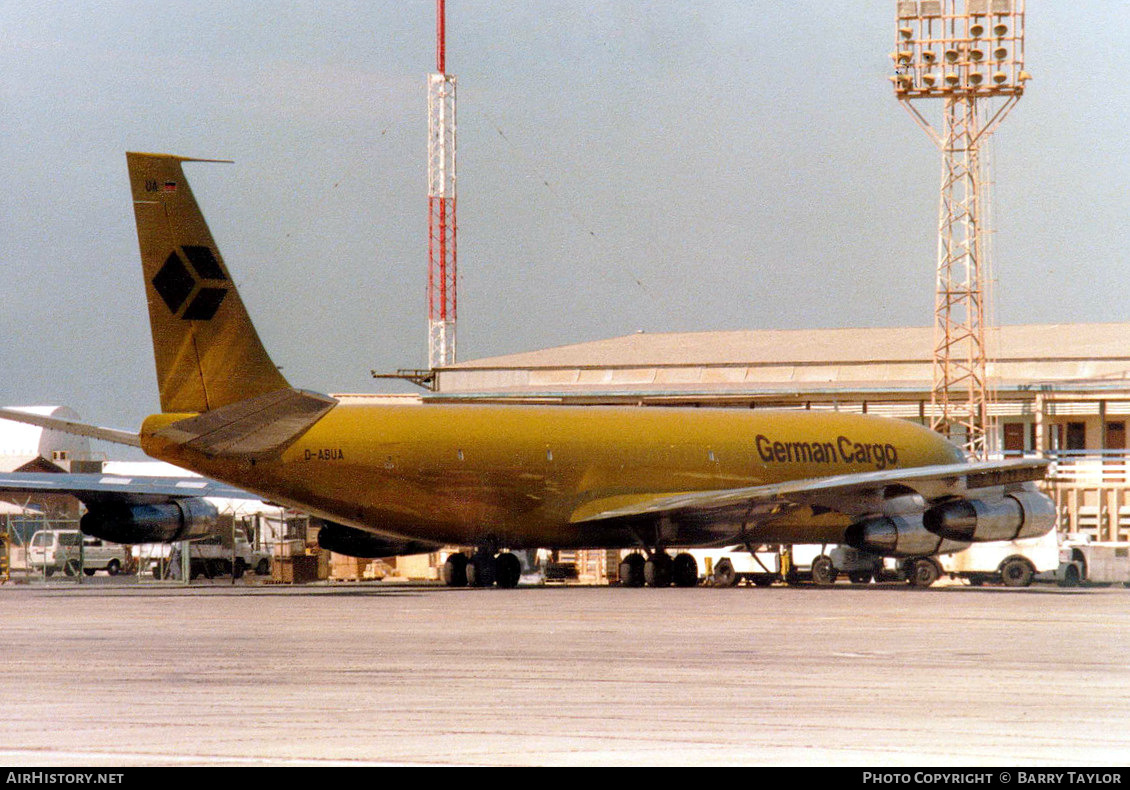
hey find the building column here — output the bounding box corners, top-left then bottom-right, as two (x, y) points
(1034, 393), (1046, 454)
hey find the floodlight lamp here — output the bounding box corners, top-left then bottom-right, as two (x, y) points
(945, 72), (960, 85)
(992, 71), (1008, 84)
(897, 50), (914, 64)
(923, 73), (938, 86)
(970, 48), (984, 61)
(900, 26), (914, 39)
(970, 24), (985, 38)
(994, 23), (1008, 37)
(945, 49), (960, 62)
(993, 47), (1008, 61)
(1018, 70), (1032, 82)
(923, 50), (937, 62)
(968, 72), (984, 85)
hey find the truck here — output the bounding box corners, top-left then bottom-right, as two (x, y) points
(1053, 537), (1130, 587)
(27, 529), (129, 577)
(938, 530), (1060, 587)
(693, 544), (882, 587)
(693, 538), (1062, 589)
(144, 528), (271, 580)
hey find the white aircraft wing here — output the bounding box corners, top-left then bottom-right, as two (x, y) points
(0, 471), (256, 505)
(0, 407), (141, 447)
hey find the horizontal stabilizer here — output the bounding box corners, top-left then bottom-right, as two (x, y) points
(0, 408), (141, 448)
(151, 388), (337, 459)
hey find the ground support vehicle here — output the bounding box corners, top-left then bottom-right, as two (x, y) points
(688, 544), (883, 587)
(143, 528), (271, 580)
(27, 529), (129, 577)
(689, 544), (971, 588)
(1053, 538), (1130, 587)
(938, 530), (1059, 587)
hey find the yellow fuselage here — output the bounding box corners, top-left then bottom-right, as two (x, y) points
(141, 403), (964, 549)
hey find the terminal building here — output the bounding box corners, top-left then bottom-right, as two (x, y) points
(433, 322), (1130, 544)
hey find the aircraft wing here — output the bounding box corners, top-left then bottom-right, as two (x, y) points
(0, 471), (256, 505)
(572, 457), (1050, 524)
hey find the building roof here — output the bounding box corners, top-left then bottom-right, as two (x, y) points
(448, 323), (1130, 369)
(433, 323), (1130, 402)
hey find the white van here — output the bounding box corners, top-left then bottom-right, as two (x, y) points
(27, 529), (128, 577)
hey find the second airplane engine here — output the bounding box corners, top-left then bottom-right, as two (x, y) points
(922, 489), (1056, 543)
(844, 513), (969, 558)
(80, 498), (219, 544)
(316, 522), (442, 558)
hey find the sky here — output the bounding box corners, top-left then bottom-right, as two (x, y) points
(1, 1), (1129, 441)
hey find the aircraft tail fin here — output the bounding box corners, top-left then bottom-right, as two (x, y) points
(127, 152), (289, 414)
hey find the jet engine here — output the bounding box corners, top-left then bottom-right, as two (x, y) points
(844, 512), (970, 558)
(316, 522), (442, 558)
(922, 489), (1056, 543)
(80, 498), (218, 544)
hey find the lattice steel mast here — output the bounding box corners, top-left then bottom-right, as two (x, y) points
(428, 0), (457, 369)
(892, 0), (1028, 459)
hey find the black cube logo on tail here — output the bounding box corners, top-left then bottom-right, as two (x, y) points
(153, 245), (229, 321)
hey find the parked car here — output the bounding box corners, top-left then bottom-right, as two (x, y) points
(27, 529), (128, 577)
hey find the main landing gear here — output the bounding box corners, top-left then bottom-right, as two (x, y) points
(617, 551), (699, 588)
(443, 550), (522, 589)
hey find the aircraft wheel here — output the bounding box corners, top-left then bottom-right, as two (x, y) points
(811, 555), (838, 586)
(712, 559), (738, 587)
(442, 553), (469, 587)
(672, 553), (699, 587)
(1000, 558), (1034, 588)
(1059, 564), (1081, 588)
(907, 558), (940, 588)
(495, 553), (521, 589)
(643, 552), (673, 588)
(618, 553), (645, 587)
(466, 552), (496, 588)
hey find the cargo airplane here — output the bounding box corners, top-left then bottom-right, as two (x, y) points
(0, 153), (1057, 588)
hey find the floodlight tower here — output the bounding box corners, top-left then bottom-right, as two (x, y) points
(428, 0), (457, 369)
(892, 0), (1028, 459)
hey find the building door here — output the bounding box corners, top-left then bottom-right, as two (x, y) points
(1003, 423), (1026, 454)
(1106, 421), (1126, 450)
(1066, 422), (1087, 451)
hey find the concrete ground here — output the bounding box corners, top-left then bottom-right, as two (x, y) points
(1, 579), (1128, 766)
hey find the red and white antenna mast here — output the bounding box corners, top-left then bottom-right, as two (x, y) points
(427, 0), (457, 369)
